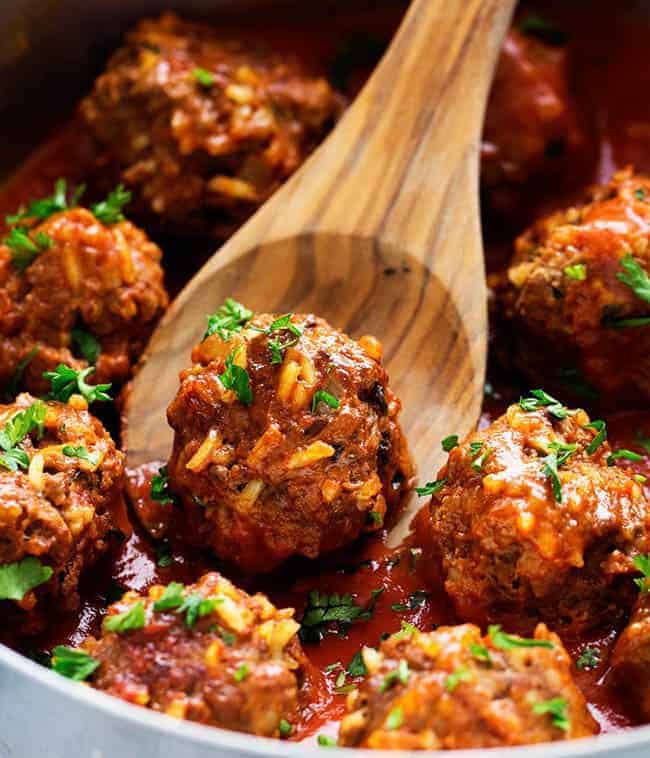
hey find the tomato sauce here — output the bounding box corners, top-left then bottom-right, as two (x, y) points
(1, 0), (650, 744)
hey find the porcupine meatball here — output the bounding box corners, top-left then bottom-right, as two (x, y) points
(80, 12), (344, 237)
(0, 195), (168, 397)
(482, 26), (584, 214)
(81, 571), (304, 736)
(611, 588), (650, 722)
(166, 307), (413, 573)
(499, 169), (650, 403)
(428, 399), (650, 633)
(338, 622), (597, 749)
(0, 393), (125, 621)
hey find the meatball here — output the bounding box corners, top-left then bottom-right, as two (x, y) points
(482, 27), (584, 213)
(166, 308), (413, 573)
(0, 201), (168, 396)
(428, 399), (650, 632)
(81, 571), (304, 736)
(80, 12), (344, 237)
(0, 393), (125, 618)
(338, 622), (597, 749)
(611, 590), (650, 721)
(499, 169), (650, 403)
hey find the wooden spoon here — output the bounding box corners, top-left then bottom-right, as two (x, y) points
(124, 0), (516, 530)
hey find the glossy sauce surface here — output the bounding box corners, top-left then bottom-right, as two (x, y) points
(1, 0), (650, 745)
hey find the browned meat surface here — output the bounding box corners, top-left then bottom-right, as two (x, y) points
(339, 622), (597, 749)
(0, 204), (168, 397)
(497, 169), (650, 404)
(611, 590), (650, 721)
(0, 393), (125, 621)
(80, 12), (344, 237)
(428, 400), (650, 633)
(82, 571), (304, 736)
(482, 27), (584, 214)
(165, 307), (413, 573)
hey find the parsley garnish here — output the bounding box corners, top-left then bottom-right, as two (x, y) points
(0, 556), (52, 600)
(636, 188), (647, 201)
(103, 601), (146, 633)
(415, 478), (446, 497)
(155, 541), (173, 567)
(576, 646), (600, 671)
(392, 620), (418, 641)
(234, 663), (250, 682)
(386, 707), (404, 731)
(279, 719), (292, 738)
(151, 465), (176, 505)
(178, 594), (224, 628)
(564, 263), (587, 281)
(0, 447), (29, 472)
(153, 582), (185, 611)
(519, 389), (570, 419)
(312, 390), (339, 412)
(541, 442), (577, 503)
(469, 643), (492, 665)
(442, 434), (459, 452)
(6, 179), (84, 225)
(391, 590), (429, 613)
(256, 313), (303, 364)
(71, 328), (101, 365)
(347, 651), (367, 678)
(616, 253), (650, 303)
(380, 659), (410, 693)
(488, 625), (554, 651)
(62, 444), (100, 466)
(204, 299), (253, 341)
(610, 316), (650, 329)
(219, 349), (253, 405)
(317, 735), (337, 747)
(585, 420), (607, 455)
(445, 666), (471, 692)
(0, 400), (46, 471)
(51, 646), (99, 681)
(4, 227), (52, 271)
(633, 554), (650, 593)
(532, 698), (570, 732)
(90, 184), (131, 225)
(299, 589), (383, 643)
(469, 441), (491, 471)
(44, 364), (112, 404)
(607, 449), (644, 466)
(193, 67), (214, 87)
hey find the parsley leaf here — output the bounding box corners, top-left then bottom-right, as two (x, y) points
(541, 442), (577, 503)
(178, 594), (224, 628)
(62, 444), (100, 466)
(51, 646), (99, 681)
(575, 646), (600, 671)
(219, 349), (253, 405)
(488, 625), (554, 650)
(470, 643), (492, 664)
(0, 400), (46, 452)
(0, 556), (53, 600)
(445, 666), (472, 692)
(0, 447), (29, 472)
(616, 253), (650, 303)
(442, 434), (459, 452)
(347, 651), (367, 678)
(5, 179), (83, 225)
(300, 589), (382, 643)
(71, 328), (101, 365)
(312, 390), (339, 412)
(279, 719), (292, 738)
(204, 299), (253, 341)
(103, 601), (146, 633)
(415, 478), (446, 497)
(564, 263), (587, 281)
(633, 553), (650, 593)
(317, 735), (337, 747)
(193, 67), (214, 87)
(532, 698), (570, 732)
(90, 184), (132, 225)
(519, 389), (570, 419)
(4, 227), (52, 271)
(153, 582), (185, 611)
(233, 663), (249, 682)
(386, 707), (404, 731)
(585, 420), (607, 455)
(151, 465), (176, 505)
(379, 659), (410, 693)
(607, 449), (644, 466)
(255, 313), (303, 364)
(44, 364), (112, 405)
(469, 441), (491, 471)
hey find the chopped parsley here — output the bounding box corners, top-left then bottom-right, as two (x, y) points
(62, 445), (100, 466)
(233, 663), (250, 682)
(0, 400), (46, 471)
(609, 316), (650, 329)
(178, 594), (224, 628)
(51, 646), (99, 681)
(4, 227), (52, 271)
(90, 184), (132, 225)
(379, 659), (410, 693)
(541, 442), (577, 503)
(386, 707), (404, 731)
(576, 646), (600, 671)
(392, 620), (418, 641)
(219, 349), (253, 405)
(469, 441), (491, 471)
(44, 364), (112, 404)
(633, 553), (650, 593)
(299, 589), (383, 643)
(256, 313), (303, 364)
(151, 465), (176, 505)
(519, 389), (570, 419)
(71, 328), (101, 365)
(0, 556), (52, 601)
(488, 625), (554, 651)
(445, 666), (471, 692)
(616, 253), (650, 303)
(333, 669), (356, 694)
(193, 67), (214, 87)
(6, 179), (84, 225)
(155, 541), (173, 568)
(441, 434), (459, 452)
(391, 589), (429, 613)
(346, 651), (367, 678)
(469, 643), (492, 665)
(279, 719), (292, 738)
(532, 698), (570, 732)
(152, 582), (185, 611)
(0, 447), (29, 473)
(584, 420), (607, 455)
(103, 601), (146, 633)
(367, 510), (383, 527)
(204, 299), (253, 341)
(312, 390), (339, 413)
(636, 188), (647, 201)
(564, 263), (587, 281)
(607, 449), (644, 466)
(317, 735), (337, 747)
(415, 478), (446, 497)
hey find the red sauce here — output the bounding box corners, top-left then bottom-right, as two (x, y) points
(1, 0), (650, 745)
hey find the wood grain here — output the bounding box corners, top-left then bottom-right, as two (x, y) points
(124, 0), (516, 529)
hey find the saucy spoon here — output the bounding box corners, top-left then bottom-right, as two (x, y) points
(124, 0), (516, 528)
